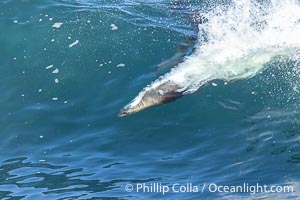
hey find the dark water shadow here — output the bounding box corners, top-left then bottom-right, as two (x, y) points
(0, 157), (159, 199)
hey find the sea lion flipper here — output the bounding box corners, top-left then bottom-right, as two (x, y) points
(154, 35), (198, 72)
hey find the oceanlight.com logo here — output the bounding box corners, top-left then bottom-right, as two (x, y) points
(124, 182), (294, 195)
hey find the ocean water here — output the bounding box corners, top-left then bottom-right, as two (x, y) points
(1, 0), (300, 199)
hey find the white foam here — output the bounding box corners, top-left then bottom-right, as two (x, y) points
(116, 63), (125, 67)
(45, 64), (53, 69)
(111, 24), (118, 30)
(52, 68), (59, 74)
(52, 22), (63, 28)
(69, 40), (79, 48)
(134, 0), (300, 101)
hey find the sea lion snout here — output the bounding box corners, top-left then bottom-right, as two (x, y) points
(118, 109), (130, 117)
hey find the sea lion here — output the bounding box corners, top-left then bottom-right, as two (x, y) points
(118, 14), (207, 117)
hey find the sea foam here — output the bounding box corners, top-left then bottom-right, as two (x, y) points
(135, 0), (300, 102)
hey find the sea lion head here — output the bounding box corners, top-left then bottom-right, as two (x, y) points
(118, 81), (184, 117)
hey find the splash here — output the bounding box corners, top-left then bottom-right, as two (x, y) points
(121, 0), (300, 113)
(164, 0), (300, 92)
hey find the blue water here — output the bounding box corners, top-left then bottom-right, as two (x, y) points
(1, 0), (300, 199)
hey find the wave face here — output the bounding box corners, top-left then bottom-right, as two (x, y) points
(136, 0), (300, 97)
(2, 0), (300, 199)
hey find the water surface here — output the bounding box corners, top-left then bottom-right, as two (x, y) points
(1, 0), (300, 199)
